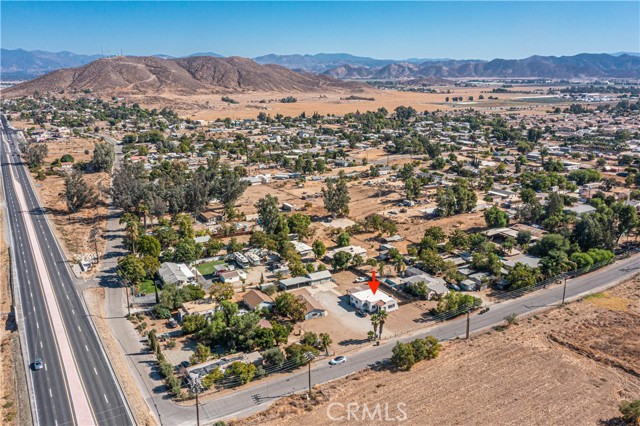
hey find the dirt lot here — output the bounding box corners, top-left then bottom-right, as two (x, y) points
(236, 278), (640, 426)
(31, 137), (110, 264)
(139, 86), (569, 121)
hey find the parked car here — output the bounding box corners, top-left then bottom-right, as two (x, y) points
(32, 358), (44, 371)
(355, 310), (368, 318)
(167, 318), (178, 328)
(354, 277), (367, 283)
(329, 356), (347, 365)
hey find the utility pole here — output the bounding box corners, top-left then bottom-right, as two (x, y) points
(561, 276), (567, 305)
(466, 311), (470, 340)
(308, 357), (312, 397)
(195, 387), (200, 426)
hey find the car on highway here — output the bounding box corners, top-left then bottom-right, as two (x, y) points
(329, 356), (347, 365)
(32, 358), (44, 371)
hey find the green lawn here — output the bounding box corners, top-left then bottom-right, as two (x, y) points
(196, 260), (226, 276)
(138, 280), (157, 295)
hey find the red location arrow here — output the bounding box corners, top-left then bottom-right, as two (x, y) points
(368, 270), (381, 295)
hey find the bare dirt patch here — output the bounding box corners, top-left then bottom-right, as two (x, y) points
(31, 138), (110, 264)
(235, 279), (640, 426)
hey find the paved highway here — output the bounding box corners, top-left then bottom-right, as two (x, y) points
(1, 118), (134, 426)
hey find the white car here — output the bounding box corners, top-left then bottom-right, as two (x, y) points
(329, 356), (347, 365)
(354, 277), (367, 283)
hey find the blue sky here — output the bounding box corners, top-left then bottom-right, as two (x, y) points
(2, 1), (639, 59)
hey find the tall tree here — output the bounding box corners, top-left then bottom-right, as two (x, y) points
(322, 178), (351, 217)
(63, 171), (96, 213)
(92, 141), (115, 172)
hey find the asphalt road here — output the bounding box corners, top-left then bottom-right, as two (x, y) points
(1, 118), (134, 426)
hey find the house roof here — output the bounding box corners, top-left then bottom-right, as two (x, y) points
(307, 270), (332, 281)
(242, 290), (273, 309)
(349, 288), (395, 305)
(297, 292), (325, 314)
(158, 262), (194, 285)
(279, 276), (311, 288)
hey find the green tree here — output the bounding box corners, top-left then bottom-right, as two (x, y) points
(63, 171), (96, 213)
(332, 251), (352, 270)
(262, 347), (286, 367)
(312, 240), (326, 258)
(160, 283), (183, 310)
(391, 342), (416, 371)
(92, 141), (115, 172)
(322, 178), (351, 217)
(183, 315), (207, 335)
(619, 400), (640, 424)
(273, 293), (305, 323)
(506, 263), (542, 290)
(256, 195), (280, 235)
(225, 362), (256, 385)
(319, 333), (332, 356)
(337, 232), (351, 247)
(117, 254), (146, 284)
(484, 206), (508, 228)
(210, 282), (234, 302)
(137, 235), (161, 258)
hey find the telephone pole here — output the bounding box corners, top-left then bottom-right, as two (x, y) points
(465, 311), (470, 340)
(561, 276), (567, 305)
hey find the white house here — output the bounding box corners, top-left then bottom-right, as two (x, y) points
(349, 287), (398, 313)
(158, 262), (195, 287)
(219, 270), (247, 283)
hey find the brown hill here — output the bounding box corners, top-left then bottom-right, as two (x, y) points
(3, 55), (365, 96)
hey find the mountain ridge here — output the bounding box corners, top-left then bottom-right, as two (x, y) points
(2, 55), (365, 96)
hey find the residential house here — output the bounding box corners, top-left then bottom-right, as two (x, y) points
(158, 262), (195, 287)
(348, 286), (398, 313)
(242, 290), (274, 311)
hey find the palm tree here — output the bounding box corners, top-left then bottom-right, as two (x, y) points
(376, 310), (388, 340)
(370, 314), (380, 340)
(319, 333), (332, 356)
(378, 261), (386, 278)
(138, 203), (149, 231)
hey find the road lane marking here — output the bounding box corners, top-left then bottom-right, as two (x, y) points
(94, 368), (98, 376)
(85, 345), (89, 352)
(40, 341), (43, 348)
(103, 394), (109, 404)
(49, 389), (52, 398)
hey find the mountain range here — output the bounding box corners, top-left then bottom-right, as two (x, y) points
(324, 54), (640, 80)
(1, 49), (639, 84)
(2, 55), (364, 97)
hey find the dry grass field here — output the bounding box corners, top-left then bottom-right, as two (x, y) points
(120, 85), (565, 121)
(31, 138), (110, 262)
(235, 278), (640, 426)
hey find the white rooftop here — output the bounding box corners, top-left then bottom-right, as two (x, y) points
(350, 288), (395, 304)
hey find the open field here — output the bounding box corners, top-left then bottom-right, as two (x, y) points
(118, 86), (573, 121)
(236, 278), (640, 426)
(31, 137), (110, 265)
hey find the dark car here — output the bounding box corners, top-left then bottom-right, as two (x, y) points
(355, 310), (368, 318)
(33, 358), (44, 371)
